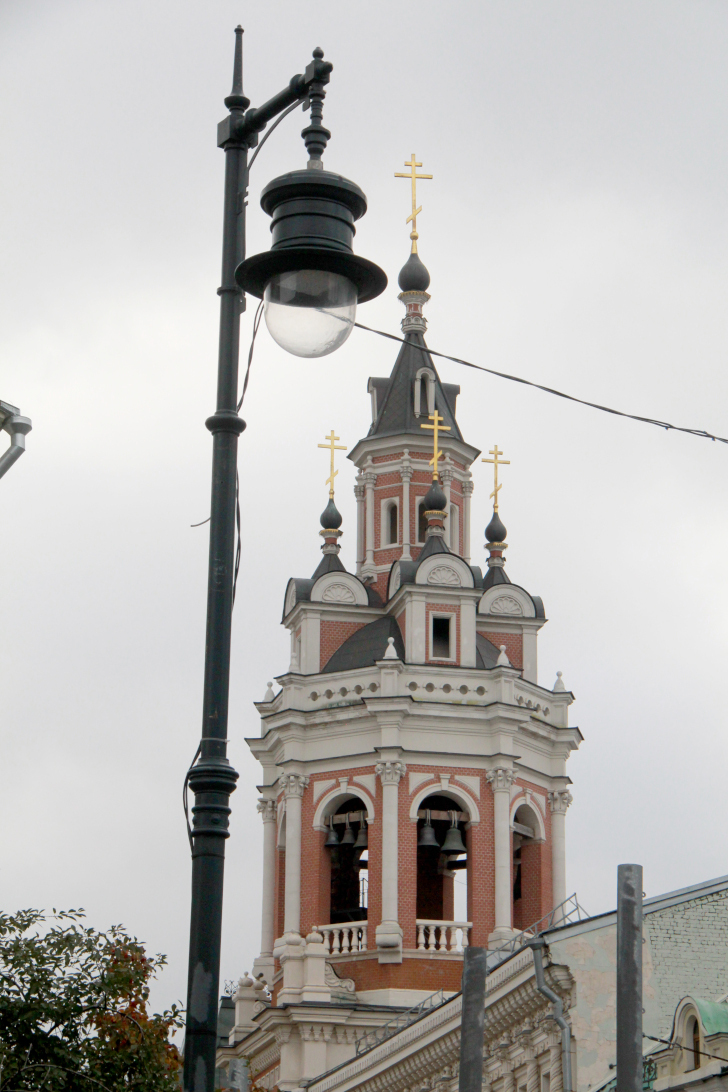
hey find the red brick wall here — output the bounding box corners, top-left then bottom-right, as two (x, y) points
(467, 781), (496, 945)
(331, 955), (464, 993)
(396, 610), (406, 647)
(478, 630), (523, 670)
(320, 620), (367, 670)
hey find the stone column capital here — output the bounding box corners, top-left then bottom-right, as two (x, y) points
(362, 471), (377, 488)
(279, 773), (310, 799)
(462, 478), (475, 496)
(375, 760), (407, 785)
(440, 465), (454, 486)
(486, 767), (518, 792)
(549, 789), (573, 814)
(257, 798), (277, 823)
(354, 483), (365, 501)
(400, 464), (413, 482)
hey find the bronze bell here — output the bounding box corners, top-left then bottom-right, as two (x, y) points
(441, 811), (467, 855)
(418, 809), (440, 849)
(354, 820), (368, 849)
(324, 817), (339, 848)
(341, 815), (356, 845)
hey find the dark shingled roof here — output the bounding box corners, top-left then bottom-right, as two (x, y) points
(476, 633), (501, 669)
(322, 615), (405, 673)
(311, 552), (346, 579)
(368, 332), (462, 441)
(483, 565), (511, 590)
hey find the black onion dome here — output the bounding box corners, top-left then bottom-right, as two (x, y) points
(423, 477), (447, 512)
(398, 251), (431, 292)
(320, 497), (342, 530)
(485, 509), (507, 543)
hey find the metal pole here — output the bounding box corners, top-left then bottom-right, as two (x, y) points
(458, 947), (487, 1092)
(616, 864), (643, 1092)
(183, 27), (248, 1092)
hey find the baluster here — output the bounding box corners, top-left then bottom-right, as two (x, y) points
(332, 927), (341, 954)
(343, 927), (352, 954)
(449, 925), (457, 952)
(438, 925), (446, 950)
(427, 924), (436, 950)
(462, 925), (469, 948)
(361, 923), (368, 950)
(417, 924), (426, 950)
(320, 927), (330, 954)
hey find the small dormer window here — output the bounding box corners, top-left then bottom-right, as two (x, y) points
(382, 500), (399, 546)
(431, 616), (452, 659)
(414, 368), (436, 418)
(389, 503), (398, 545)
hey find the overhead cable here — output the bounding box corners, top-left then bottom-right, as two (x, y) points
(353, 322), (728, 446)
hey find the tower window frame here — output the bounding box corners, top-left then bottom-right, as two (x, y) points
(449, 501), (460, 553)
(429, 612), (456, 662)
(380, 497), (400, 547)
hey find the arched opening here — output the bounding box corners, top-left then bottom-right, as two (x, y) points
(384, 501), (398, 546)
(418, 501), (428, 543)
(512, 803), (543, 931)
(324, 797), (368, 924)
(416, 794), (468, 927)
(687, 1016), (701, 1070)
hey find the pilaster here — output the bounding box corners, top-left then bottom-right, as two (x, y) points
(375, 757), (406, 962)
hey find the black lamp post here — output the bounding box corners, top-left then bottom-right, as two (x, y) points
(183, 29), (386, 1092)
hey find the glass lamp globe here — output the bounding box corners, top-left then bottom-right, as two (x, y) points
(263, 269), (357, 358)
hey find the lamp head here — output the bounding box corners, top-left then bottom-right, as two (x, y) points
(235, 169), (387, 358)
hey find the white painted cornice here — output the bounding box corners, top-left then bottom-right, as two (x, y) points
(348, 433), (480, 470)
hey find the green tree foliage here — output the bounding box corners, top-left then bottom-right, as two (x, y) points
(0, 908), (183, 1091)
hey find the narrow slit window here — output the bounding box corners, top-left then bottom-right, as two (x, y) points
(418, 501), (428, 542)
(432, 617), (451, 659)
(388, 503), (398, 545)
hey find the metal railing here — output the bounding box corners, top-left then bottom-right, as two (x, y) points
(354, 988), (446, 1055)
(485, 893), (588, 972)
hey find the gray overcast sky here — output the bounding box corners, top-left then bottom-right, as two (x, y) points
(2, 0), (728, 1019)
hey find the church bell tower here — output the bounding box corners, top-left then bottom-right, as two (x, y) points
(227, 158), (581, 1092)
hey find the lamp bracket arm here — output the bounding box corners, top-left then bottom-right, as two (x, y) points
(218, 55), (333, 149)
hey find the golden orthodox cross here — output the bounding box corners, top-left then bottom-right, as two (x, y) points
(420, 411), (450, 480)
(318, 430), (347, 498)
(394, 154), (433, 253)
(482, 445), (510, 511)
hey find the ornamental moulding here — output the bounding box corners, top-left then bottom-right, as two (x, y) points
(486, 767), (518, 792)
(322, 582), (358, 604)
(490, 595), (523, 615)
(426, 565), (460, 586)
(278, 773), (310, 798)
(375, 760), (407, 785)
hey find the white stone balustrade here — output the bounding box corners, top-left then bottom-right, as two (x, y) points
(416, 919), (471, 952)
(317, 922), (368, 954)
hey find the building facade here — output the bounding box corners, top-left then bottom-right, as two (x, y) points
(218, 876), (728, 1092)
(218, 246), (583, 1091)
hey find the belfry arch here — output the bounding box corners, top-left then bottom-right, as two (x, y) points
(511, 799), (548, 930)
(414, 791), (471, 925)
(319, 791), (371, 926)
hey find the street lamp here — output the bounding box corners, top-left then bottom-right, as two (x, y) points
(183, 28), (386, 1092)
(0, 401), (32, 482)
